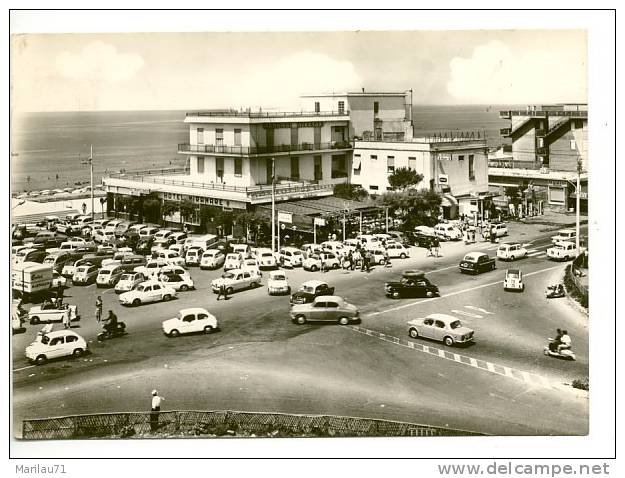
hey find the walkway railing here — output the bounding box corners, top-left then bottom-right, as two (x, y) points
(178, 141), (353, 155)
(185, 110), (349, 118)
(488, 159), (543, 169)
(22, 409), (484, 439)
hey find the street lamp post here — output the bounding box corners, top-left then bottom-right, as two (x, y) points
(270, 158), (276, 252)
(575, 156), (581, 252)
(81, 145), (94, 221)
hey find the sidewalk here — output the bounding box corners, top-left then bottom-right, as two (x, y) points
(518, 210), (588, 228)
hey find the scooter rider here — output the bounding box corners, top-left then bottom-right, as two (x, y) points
(549, 328), (563, 352)
(104, 310), (118, 334)
(558, 330), (572, 353)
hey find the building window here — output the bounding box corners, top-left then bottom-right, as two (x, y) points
(387, 156), (395, 173)
(458, 155), (465, 161)
(374, 101), (379, 114)
(215, 129), (224, 147)
(538, 138), (544, 148)
(370, 154), (377, 160)
(469, 154), (474, 162)
(331, 154), (347, 178)
(314, 102), (320, 113)
(338, 101), (345, 114)
(234, 158), (242, 177)
(469, 155), (475, 180)
(314, 155), (323, 181)
(570, 140), (576, 150)
(234, 129), (242, 146)
(549, 186), (566, 204)
(290, 156), (300, 180)
(408, 157), (416, 170)
(216, 157), (224, 181)
(353, 154), (361, 176)
(197, 128), (204, 145)
(197, 156), (205, 174)
(370, 185), (379, 191)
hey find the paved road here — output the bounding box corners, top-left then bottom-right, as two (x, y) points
(12, 226), (588, 436)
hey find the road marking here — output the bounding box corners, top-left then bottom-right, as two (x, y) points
(348, 325), (556, 389)
(464, 306), (494, 315)
(451, 309), (483, 318)
(370, 265), (561, 316)
(13, 365), (37, 372)
(527, 252), (545, 257)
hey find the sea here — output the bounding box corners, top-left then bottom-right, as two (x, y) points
(11, 105), (513, 193)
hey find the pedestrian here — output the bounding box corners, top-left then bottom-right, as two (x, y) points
(384, 250), (392, 268)
(365, 251), (372, 273)
(150, 390), (164, 432)
(95, 296), (103, 323)
(361, 251), (367, 271)
(432, 237), (440, 257)
(217, 283), (225, 301)
(62, 304), (70, 329)
(321, 255), (327, 273)
(347, 250), (354, 271)
(56, 282), (64, 301)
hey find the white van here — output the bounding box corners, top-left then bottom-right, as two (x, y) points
(139, 226), (160, 239)
(321, 241), (345, 255)
(434, 223), (462, 241)
(104, 219), (123, 233)
(186, 234), (219, 251)
(231, 243), (252, 259)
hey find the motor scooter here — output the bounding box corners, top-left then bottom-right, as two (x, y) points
(543, 338), (576, 360)
(545, 284), (566, 299)
(97, 322), (127, 341)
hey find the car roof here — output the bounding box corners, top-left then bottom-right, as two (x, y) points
(269, 270), (287, 277)
(506, 268), (521, 274)
(425, 313), (458, 322)
(179, 307), (210, 316)
(302, 279), (328, 287)
(402, 269), (425, 277)
(500, 242), (520, 247)
(464, 252), (486, 260)
(314, 295), (343, 302)
(554, 241), (576, 246)
(557, 229), (576, 234)
(44, 330), (82, 338)
(281, 246), (299, 251)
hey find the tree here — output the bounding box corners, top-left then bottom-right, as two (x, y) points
(142, 193), (161, 224)
(179, 199), (197, 229)
(387, 167), (424, 191)
(333, 183), (369, 201)
(378, 188), (442, 232)
(504, 186), (521, 207)
(160, 201), (179, 226)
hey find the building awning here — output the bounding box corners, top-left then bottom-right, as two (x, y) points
(441, 193), (458, 208)
(569, 185), (588, 199)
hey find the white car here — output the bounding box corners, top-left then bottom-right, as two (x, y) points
(28, 304), (79, 325)
(503, 268), (524, 292)
(497, 243), (528, 261)
(96, 264), (124, 288)
(267, 270), (291, 295)
(162, 307), (218, 337)
(211, 269), (262, 295)
(224, 252), (243, 271)
(200, 249), (226, 270)
(160, 274), (194, 291)
(551, 228), (577, 245)
(547, 241), (578, 261)
(385, 243), (410, 259)
(115, 272), (146, 293)
(119, 280), (177, 306)
(256, 248), (277, 270)
(434, 223), (462, 241)
(185, 246), (203, 267)
(157, 249), (186, 267)
(25, 328), (87, 365)
(135, 258), (169, 277)
(154, 229), (173, 241)
(366, 249), (387, 265)
(279, 247), (304, 267)
(51, 271), (67, 289)
(241, 258), (262, 277)
(159, 265), (190, 279)
(303, 252), (340, 271)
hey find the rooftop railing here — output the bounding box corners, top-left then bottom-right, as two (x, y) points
(488, 159), (543, 170)
(499, 109), (587, 118)
(178, 141), (353, 155)
(185, 110), (350, 118)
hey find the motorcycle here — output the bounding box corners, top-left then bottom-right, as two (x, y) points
(97, 322), (127, 341)
(543, 338), (576, 360)
(545, 284), (566, 299)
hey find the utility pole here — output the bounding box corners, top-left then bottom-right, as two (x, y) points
(81, 145), (95, 220)
(575, 154), (581, 252)
(271, 158), (276, 252)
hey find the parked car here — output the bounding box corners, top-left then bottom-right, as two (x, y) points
(42, 251), (74, 273)
(459, 252), (496, 274)
(303, 252), (340, 271)
(290, 280), (335, 305)
(158, 265), (190, 281)
(96, 264), (125, 288)
(154, 229), (173, 241)
(387, 230), (409, 245)
(503, 268), (524, 292)
(267, 270), (291, 295)
(160, 273), (194, 291)
(384, 242), (411, 259)
(231, 243), (253, 259)
(484, 222), (508, 239)
(551, 228), (577, 245)
(408, 230), (436, 248)
(185, 246), (204, 267)
(135, 238), (154, 256)
(119, 280), (177, 306)
(434, 223), (462, 241)
(547, 241), (578, 261)
(169, 231), (188, 245)
(240, 258), (262, 277)
(72, 263), (100, 285)
(290, 295), (359, 325)
(407, 313), (474, 347)
(114, 272), (146, 294)
(256, 248), (277, 270)
(200, 249), (225, 270)
(224, 252), (243, 271)
(28, 304), (79, 325)
(157, 249), (186, 267)
(162, 307), (218, 337)
(366, 249), (387, 265)
(25, 328), (87, 365)
(279, 247), (305, 268)
(385, 270), (439, 299)
(210, 269), (262, 295)
(320, 241), (345, 256)
(51, 271), (67, 289)
(135, 258), (169, 278)
(497, 242), (528, 261)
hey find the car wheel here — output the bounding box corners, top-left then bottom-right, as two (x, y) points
(310, 265), (318, 272)
(163, 294), (172, 301)
(338, 316), (350, 326)
(169, 329), (180, 338)
(72, 348), (83, 358)
(203, 325), (214, 334)
(408, 328), (419, 339)
(510, 256), (515, 261)
(179, 284), (189, 291)
(333, 263), (340, 269)
(35, 354), (47, 365)
(444, 336), (454, 347)
(392, 291), (400, 299)
(295, 315), (307, 325)
(132, 298), (141, 307)
(30, 316), (40, 325)
(226, 287), (234, 295)
(426, 291), (434, 298)
(378, 258), (385, 265)
(250, 281), (259, 289)
(400, 253), (407, 259)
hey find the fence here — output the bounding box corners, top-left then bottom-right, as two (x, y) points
(22, 410), (484, 439)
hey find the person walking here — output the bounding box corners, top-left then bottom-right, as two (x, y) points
(432, 237), (441, 257)
(62, 304), (71, 329)
(384, 250), (392, 268)
(347, 250), (354, 271)
(217, 283), (228, 301)
(95, 296), (103, 323)
(365, 251), (372, 273)
(150, 390), (164, 432)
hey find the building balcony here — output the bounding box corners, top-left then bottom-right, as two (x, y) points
(103, 168), (344, 205)
(178, 141), (353, 156)
(536, 146), (549, 156)
(499, 109), (586, 119)
(499, 127), (512, 136)
(185, 110), (350, 119)
(535, 129), (547, 136)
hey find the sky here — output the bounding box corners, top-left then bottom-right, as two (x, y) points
(10, 29), (587, 112)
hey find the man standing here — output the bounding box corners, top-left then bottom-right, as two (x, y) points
(95, 296), (103, 323)
(150, 390), (164, 432)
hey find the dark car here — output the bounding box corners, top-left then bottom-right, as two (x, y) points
(385, 271), (439, 299)
(135, 238), (154, 256)
(290, 280), (335, 305)
(459, 252), (496, 274)
(408, 231), (436, 248)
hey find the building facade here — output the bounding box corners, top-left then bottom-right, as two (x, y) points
(490, 104), (588, 213)
(352, 135), (490, 218)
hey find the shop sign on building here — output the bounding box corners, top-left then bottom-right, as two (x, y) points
(278, 211), (293, 224)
